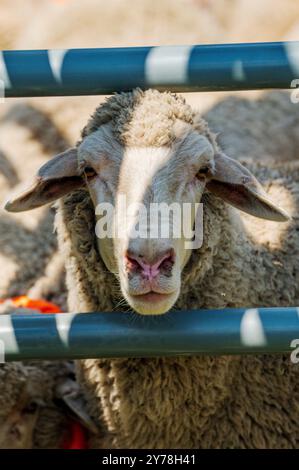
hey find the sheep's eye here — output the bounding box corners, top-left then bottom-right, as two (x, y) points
(197, 166), (210, 177)
(83, 166), (97, 179)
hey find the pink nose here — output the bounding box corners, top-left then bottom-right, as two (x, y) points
(125, 248), (175, 280)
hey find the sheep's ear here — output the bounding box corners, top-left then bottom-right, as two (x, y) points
(206, 153), (290, 222)
(55, 378), (98, 434)
(5, 148), (83, 212)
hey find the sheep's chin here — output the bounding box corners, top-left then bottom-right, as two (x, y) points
(124, 291), (179, 315)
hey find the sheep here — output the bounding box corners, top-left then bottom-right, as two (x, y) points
(0, 103), (69, 448)
(0, 304), (97, 449)
(0, 361), (37, 449)
(0, 355), (70, 449)
(0, 103), (98, 448)
(5, 88), (299, 448)
(203, 91), (299, 164)
(2, 0), (299, 450)
(0, 313), (97, 449)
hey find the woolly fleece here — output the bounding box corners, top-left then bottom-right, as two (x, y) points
(55, 90), (299, 448)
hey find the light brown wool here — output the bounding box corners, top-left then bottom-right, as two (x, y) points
(82, 88), (217, 149)
(204, 90), (299, 163)
(54, 90), (299, 448)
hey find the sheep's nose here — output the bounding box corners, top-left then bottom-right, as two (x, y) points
(125, 248), (175, 279)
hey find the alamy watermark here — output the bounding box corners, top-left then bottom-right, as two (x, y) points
(94, 196), (204, 249)
(290, 339), (299, 364)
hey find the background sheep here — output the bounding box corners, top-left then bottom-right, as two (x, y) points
(204, 91), (299, 163)
(0, 106), (97, 448)
(6, 89), (299, 448)
(0, 103), (70, 447)
(0, 301), (97, 449)
(0, 361), (38, 449)
(0, 357), (72, 449)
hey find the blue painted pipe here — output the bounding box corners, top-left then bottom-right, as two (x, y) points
(0, 307), (298, 361)
(1, 42), (299, 97)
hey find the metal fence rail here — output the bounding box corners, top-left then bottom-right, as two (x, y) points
(0, 308), (298, 361)
(1, 41), (299, 97)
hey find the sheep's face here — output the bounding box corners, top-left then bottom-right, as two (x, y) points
(5, 99), (289, 316)
(78, 121), (215, 314)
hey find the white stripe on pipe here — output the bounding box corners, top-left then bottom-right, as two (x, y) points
(232, 60), (246, 81)
(0, 315), (19, 362)
(145, 45), (193, 85)
(240, 308), (267, 347)
(55, 312), (76, 347)
(48, 49), (67, 83)
(284, 42), (299, 75)
(0, 51), (11, 90)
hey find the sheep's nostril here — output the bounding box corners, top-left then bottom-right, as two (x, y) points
(125, 254), (142, 273)
(160, 256), (173, 270)
(125, 249), (175, 278)
(157, 250), (175, 275)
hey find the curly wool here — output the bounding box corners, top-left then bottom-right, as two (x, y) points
(82, 88), (217, 148)
(55, 90), (299, 448)
(0, 359), (71, 449)
(0, 363), (28, 418)
(0, 356), (75, 448)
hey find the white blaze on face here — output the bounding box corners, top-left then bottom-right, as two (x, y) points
(119, 146), (171, 199)
(116, 146), (172, 245)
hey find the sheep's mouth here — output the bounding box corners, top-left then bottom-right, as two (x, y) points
(125, 289), (179, 315)
(131, 291), (174, 303)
